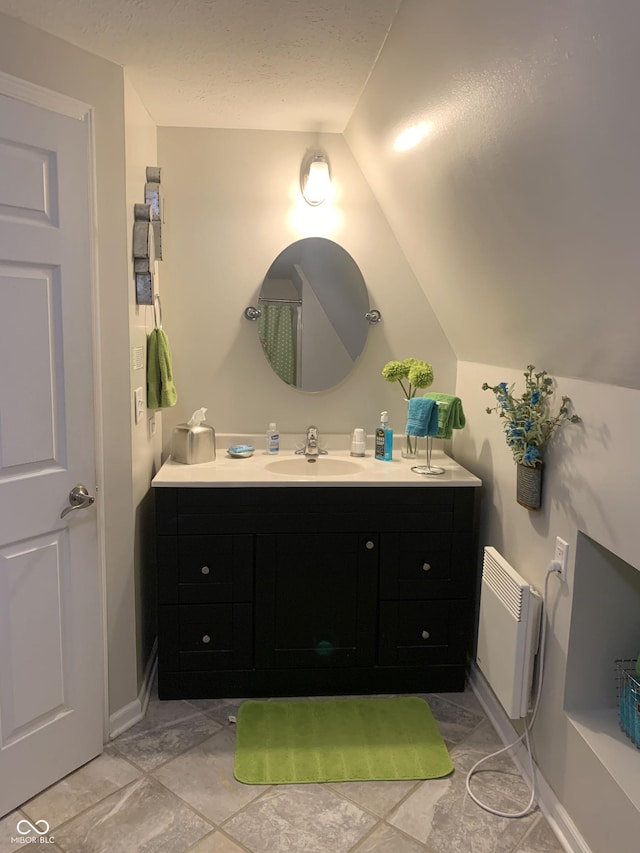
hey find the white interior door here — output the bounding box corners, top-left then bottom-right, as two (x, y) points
(0, 84), (103, 816)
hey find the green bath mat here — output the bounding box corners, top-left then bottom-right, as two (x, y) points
(234, 696), (453, 784)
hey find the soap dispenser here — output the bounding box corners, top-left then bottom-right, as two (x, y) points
(374, 411), (393, 461)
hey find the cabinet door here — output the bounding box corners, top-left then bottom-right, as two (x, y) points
(255, 533), (377, 669)
(158, 534), (253, 604)
(379, 532), (471, 600)
(378, 600), (470, 666)
(158, 603), (253, 671)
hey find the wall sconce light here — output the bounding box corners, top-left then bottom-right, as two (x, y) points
(300, 149), (331, 206)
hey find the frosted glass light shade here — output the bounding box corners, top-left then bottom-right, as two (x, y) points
(300, 151), (331, 205)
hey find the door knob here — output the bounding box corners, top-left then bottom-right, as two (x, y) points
(60, 484), (95, 519)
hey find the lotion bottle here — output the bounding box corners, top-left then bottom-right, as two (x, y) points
(266, 422), (279, 454)
(374, 411), (393, 461)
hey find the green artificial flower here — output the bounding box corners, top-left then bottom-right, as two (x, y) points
(408, 360), (434, 390)
(483, 365), (581, 467)
(382, 358), (434, 399)
(382, 360), (410, 383)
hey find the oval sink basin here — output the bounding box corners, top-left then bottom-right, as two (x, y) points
(264, 457), (365, 476)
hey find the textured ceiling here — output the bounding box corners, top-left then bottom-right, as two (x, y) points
(0, 0), (401, 130)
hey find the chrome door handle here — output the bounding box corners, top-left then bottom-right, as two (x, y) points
(61, 484), (95, 519)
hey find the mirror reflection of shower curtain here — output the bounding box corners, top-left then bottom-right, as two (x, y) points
(258, 304), (300, 386)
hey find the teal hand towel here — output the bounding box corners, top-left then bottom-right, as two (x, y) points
(422, 392), (466, 439)
(147, 328), (178, 409)
(405, 397), (439, 437)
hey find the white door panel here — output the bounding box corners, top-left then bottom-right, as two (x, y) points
(0, 88), (103, 816)
(0, 532), (70, 744)
(0, 136), (57, 224)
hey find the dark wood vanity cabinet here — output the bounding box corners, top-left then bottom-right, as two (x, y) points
(155, 485), (477, 699)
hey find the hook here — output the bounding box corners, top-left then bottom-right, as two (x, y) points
(154, 293), (163, 329)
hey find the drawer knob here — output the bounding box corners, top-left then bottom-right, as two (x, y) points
(365, 540), (375, 550)
(421, 630), (430, 640)
(422, 562), (431, 572)
(201, 566), (210, 575)
(202, 634), (211, 644)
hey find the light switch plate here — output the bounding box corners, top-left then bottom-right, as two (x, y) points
(134, 387), (145, 425)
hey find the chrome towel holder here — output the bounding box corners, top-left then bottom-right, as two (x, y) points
(243, 306), (382, 323)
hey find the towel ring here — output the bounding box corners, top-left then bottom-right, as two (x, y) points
(154, 293), (163, 329)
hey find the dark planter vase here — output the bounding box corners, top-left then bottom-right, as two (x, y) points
(516, 461), (544, 510)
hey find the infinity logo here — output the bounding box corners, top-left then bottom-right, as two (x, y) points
(16, 819), (50, 836)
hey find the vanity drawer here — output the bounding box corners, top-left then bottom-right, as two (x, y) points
(170, 487), (460, 534)
(379, 532), (471, 599)
(158, 535), (253, 604)
(377, 600), (469, 666)
(159, 603), (253, 671)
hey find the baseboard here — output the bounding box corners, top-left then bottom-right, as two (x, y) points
(108, 639), (158, 740)
(468, 663), (591, 853)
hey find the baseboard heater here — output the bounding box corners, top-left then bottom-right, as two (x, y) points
(476, 546), (542, 719)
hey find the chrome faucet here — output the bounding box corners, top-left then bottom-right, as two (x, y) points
(295, 425), (328, 458)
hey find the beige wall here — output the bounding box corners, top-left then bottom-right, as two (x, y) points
(346, 0), (640, 392)
(124, 74), (162, 697)
(0, 13), (139, 716)
(157, 127), (456, 447)
(454, 363), (640, 850)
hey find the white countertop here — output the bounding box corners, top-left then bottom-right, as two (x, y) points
(152, 434), (481, 488)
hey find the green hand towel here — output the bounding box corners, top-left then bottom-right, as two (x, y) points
(157, 328), (178, 408)
(422, 392), (466, 439)
(146, 329), (161, 410)
(147, 328), (178, 409)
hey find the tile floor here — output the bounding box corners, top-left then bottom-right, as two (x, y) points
(1, 685), (566, 853)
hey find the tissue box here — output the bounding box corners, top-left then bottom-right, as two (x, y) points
(171, 423), (216, 464)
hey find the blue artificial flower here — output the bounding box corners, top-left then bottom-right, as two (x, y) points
(483, 366), (580, 466)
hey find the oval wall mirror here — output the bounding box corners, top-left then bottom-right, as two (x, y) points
(256, 237), (371, 392)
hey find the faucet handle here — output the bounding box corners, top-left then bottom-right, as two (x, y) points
(306, 425), (319, 441)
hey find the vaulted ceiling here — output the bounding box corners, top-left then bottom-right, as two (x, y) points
(0, 0), (401, 130)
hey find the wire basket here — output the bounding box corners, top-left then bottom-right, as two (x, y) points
(615, 659), (640, 748)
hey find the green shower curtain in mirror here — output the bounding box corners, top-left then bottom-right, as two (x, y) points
(258, 304), (297, 386)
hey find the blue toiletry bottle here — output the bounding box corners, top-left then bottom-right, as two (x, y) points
(374, 411), (393, 461)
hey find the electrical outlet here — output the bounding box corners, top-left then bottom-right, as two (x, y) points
(134, 387), (145, 425)
(554, 536), (569, 581)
